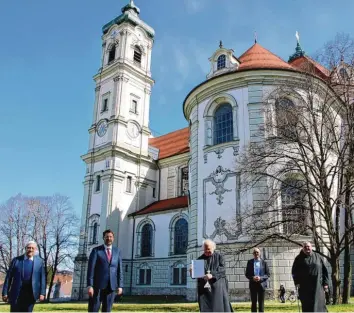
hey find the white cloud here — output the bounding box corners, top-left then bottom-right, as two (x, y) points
(184, 0), (204, 14)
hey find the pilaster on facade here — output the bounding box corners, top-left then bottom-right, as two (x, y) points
(188, 110), (199, 249)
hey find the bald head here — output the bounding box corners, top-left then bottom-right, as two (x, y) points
(302, 242), (312, 255)
(203, 239), (216, 256)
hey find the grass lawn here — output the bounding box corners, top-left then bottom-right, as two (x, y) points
(1, 298), (354, 312)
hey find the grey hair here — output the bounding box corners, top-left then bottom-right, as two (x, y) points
(203, 239), (216, 250)
(25, 241), (38, 249)
(302, 241), (312, 247)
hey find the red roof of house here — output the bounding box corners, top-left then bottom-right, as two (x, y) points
(149, 127), (189, 160)
(289, 55), (330, 80)
(129, 196), (188, 216)
(239, 43), (295, 71)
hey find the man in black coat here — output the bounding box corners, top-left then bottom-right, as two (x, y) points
(292, 242), (329, 312)
(190, 239), (233, 312)
(245, 248), (270, 312)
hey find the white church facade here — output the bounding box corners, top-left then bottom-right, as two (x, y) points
(72, 1), (353, 301)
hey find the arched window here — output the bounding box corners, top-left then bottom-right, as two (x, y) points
(275, 98), (297, 138)
(340, 68), (349, 81)
(92, 223), (98, 244)
(108, 44), (116, 63)
(137, 263), (152, 285)
(281, 178), (307, 235)
(141, 223), (153, 257)
(174, 218), (188, 254)
(88, 214), (100, 245)
(214, 104), (233, 144)
(217, 54), (226, 70)
(134, 46), (142, 64)
(171, 262), (187, 285)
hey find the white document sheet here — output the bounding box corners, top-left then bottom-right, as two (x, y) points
(191, 259), (205, 278)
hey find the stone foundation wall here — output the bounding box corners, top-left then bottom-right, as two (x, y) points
(123, 257), (187, 296)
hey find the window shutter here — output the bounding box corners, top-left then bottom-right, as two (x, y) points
(139, 269), (145, 285)
(173, 268), (179, 285)
(146, 269), (152, 285)
(181, 267), (187, 285)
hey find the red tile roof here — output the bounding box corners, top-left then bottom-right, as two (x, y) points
(289, 55), (330, 80)
(149, 127), (189, 160)
(129, 196), (188, 216)
(239, 43), (295, 71)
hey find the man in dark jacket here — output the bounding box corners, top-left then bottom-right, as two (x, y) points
(2, 241), (46, 312)
(245, 248), (270, 312)
(87, 229), (123, 312)
(292, 242), (329, 312)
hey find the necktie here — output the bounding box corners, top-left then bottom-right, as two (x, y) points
(107, 248), (111, 262)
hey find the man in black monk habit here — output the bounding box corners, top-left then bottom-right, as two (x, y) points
(292, 241), (329, 312)
(191, 239), (233, 312)
(245, 248), (270, 312)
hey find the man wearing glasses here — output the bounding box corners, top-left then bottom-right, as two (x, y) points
(2, 241), (46, 312)
(245, 248), (270, 312)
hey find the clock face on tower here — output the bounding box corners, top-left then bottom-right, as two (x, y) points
(97, 120), (108, 137)
(127, 121), (140, 139)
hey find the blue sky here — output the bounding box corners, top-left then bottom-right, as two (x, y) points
(0, 0), (353, 215)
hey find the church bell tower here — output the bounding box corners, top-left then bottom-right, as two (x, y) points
(72, 0), (155, 300)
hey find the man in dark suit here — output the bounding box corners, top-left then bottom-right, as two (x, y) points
(2, 241), (46, 312)
(87, 229), (123, 312)
(245, 248), (270, 312)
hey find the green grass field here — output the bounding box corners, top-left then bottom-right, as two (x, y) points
(1, 299), (354, 312)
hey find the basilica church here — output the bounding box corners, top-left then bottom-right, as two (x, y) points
(72, 1), (353, 301)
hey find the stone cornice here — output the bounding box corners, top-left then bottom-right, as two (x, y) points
(84, 170), (125, 182)
(157, 152), (190, 168)
(88, 117), (151, 136)
(93, 59), (154, 86)
(81, 145), (155, 167)
(183, 69), (333, 120)
(129, 206), (188, 219)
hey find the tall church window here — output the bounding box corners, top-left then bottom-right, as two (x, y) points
(126, 176), (132, 193)
(102, 98), (108, 112)
(88, 214), (100, 245)
(217, 54), (226, 70)
(92, 223), (98, 244)
(171, 262), (187, 285)
(214, 104), (233, 144)
(130, 99), (138, 114)
(169, 214), (188, 256)
(281, 178), (308, 235)
(340, 68), (349, 81)
(141, 223), (153, 257)
(275, 98), (297, 139)
(95, 175), (101, 192)
(174, 218), (188, 255)
(138, 263), (152, 285)
(134, 46), (142, 64)
(108, 44), (116, 63)
(180, 167), (189, 196)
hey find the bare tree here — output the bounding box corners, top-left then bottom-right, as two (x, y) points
(0, 194), (79, 301)
(236, 34), (354, 304)
(0, 194), (32, 273)
(30, 194), (79, 301)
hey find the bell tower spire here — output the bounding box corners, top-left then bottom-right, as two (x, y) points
(289, 31), (306, 62)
